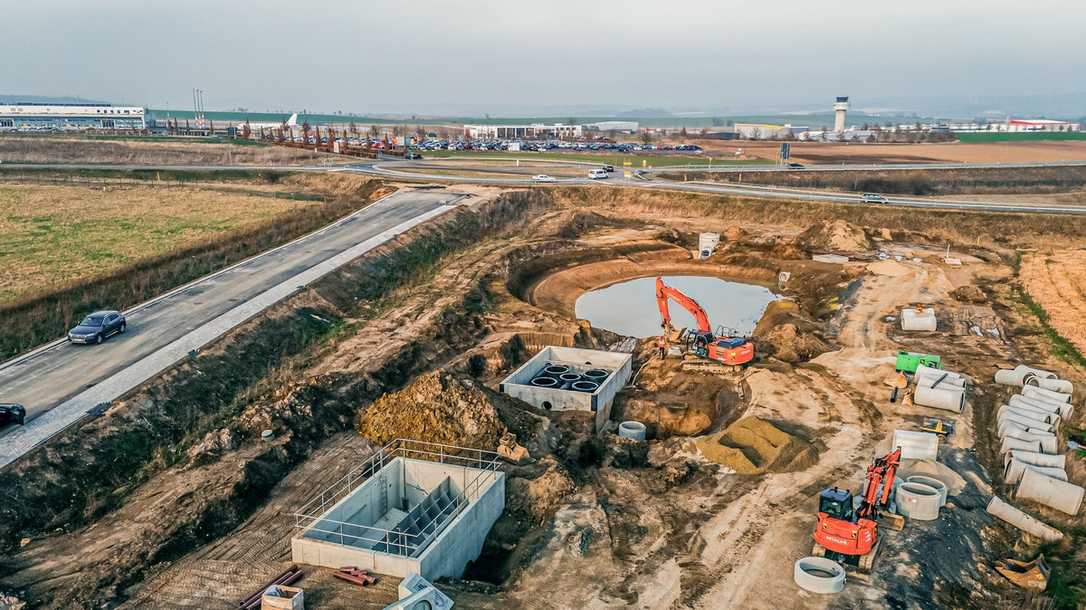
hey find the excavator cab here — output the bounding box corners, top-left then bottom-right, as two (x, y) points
(818, 487), (854, 522)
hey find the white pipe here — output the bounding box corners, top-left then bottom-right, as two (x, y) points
(914, 385), (965, 412)
(1000, 429), (1058, 454)
(1014, 364), (1058, 381)
(994, 369), (1025, 387)
(1004, 457), (1068, 485)
(1016, 469), (1084, 515)
(916, 364), (966, 388)
(1004, 450), (1066, 470)
(997, 411), (1056, 434)
(986, 496), (1063, 542)
(1035, 378), (1073, 394)
(1000, 437), (1043, 455)
(1009, 394), (1073, 420)
(997, 403), (1059, 425)
(998, 419), (1053, 439)
(1022, 385), (1072, 404)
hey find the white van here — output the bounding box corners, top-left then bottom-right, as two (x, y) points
(588, 168), (608, 180)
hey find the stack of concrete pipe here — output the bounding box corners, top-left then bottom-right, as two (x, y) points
(912, 364), (968, 413)
(994, 365), (1074, 395)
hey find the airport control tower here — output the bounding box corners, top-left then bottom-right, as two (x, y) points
(834, 96), (850, 133)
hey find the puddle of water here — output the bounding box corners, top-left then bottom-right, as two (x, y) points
(574, 275), (778, 338)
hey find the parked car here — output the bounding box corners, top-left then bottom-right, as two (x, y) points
(601, 164), (615, 172)
(532, 174), (556, 182)
(587, 168), (609, 180)
(0, 403), (25, 426)
(68, 310), (127, 344)
(861, 192), (889, 204)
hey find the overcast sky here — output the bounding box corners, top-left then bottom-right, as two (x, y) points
(5, 0), (1085, 116)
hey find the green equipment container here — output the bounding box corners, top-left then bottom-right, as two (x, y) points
(895, 351), (941, 373)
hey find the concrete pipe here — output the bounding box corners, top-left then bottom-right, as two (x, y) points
(994, 369), (1027, 387)
(1000, 437), (1043, 455)
(571, 380), (599, 393)
(1015, 364), (1058, 380)
(1004, 450), (1066, 470)
(997, 403), (1059, 425)
(1016, 469), (1085, 516)
(986, 496), (1064, 542)
(997, 412), (1056, 434)
(543, 364), (569, 376)
(1035, 378), (1073, 394)
(916, 364), (967, 389)
(1022, 385), (1072, 404)
(1000, 429), (1058, 454)
(1009, 394), (1073, 420)
(997, 365), (1057, 386)
(530, 376), (558, 388)
(891, 430), (939, 461)
(905, 475), (948, 507)
(793, 557), (846, 594)
(913, 385), (965, 413)
(1004, 457), (1068, 485)
(997, 420), (1052, 440)
(896, 482), (941, 520)
(618, 421), (647, 441)
(583, 369), (610, 381)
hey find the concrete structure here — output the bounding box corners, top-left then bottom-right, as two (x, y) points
(0, 102), (144, 131)
(500, 346), (632, 432)
(464, 123), (582, 139)
(986, 496), (1063, 542)
(834, 96), (850, 133)
(384, 573), (454, 610)
(291, 439), (504, 581)
(891, 429), (938, 461)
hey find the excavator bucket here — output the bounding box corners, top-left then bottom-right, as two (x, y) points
(995, 554), (1050, 591)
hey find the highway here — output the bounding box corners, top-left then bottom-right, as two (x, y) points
(354, 160), (1086, 215)
(0, 189), (461, 466)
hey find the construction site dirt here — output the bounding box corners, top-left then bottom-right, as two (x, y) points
(2, 178), (1085, 610)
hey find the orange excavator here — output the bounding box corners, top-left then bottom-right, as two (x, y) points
(655, 276), (755, 367)
(812, 447), (905, 572)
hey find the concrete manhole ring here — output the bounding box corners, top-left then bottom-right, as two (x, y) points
(793, 556), (845, 593)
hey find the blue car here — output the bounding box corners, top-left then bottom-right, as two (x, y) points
(67, 310), (127, 345)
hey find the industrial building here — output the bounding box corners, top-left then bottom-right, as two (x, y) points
(733, 123), (809, 140)
(0, 102), (145, 131)
(584, 120), (639, 133)
(464, 123), (583, 139)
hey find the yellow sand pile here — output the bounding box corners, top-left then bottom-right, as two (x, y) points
(795, 219), (871, 253)
(696, 416), (819, 475)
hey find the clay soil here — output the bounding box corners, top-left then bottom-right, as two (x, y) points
(2, 183), (1085, 610)
(1019, 250), (1086, 355)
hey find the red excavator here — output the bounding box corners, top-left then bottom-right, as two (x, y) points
(812, 447), (905, 572)
(655, 276), (755, 367)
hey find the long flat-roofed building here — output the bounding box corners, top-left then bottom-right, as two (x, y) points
(464, 123), (582, 139)
(0, 102), (145, 131)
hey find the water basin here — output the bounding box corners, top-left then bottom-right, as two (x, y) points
(574, 275), (777, 338)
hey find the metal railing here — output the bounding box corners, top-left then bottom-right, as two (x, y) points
(292, 438), (502, 556)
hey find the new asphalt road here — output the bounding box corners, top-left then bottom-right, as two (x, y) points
(0, 189), (461, 464)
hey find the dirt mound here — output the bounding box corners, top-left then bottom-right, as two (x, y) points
(794, 219), (871, 253)
(753, 300), (831, 363)
(951, 285), (986, 303)
(356, 371), (507, 449)
(695, 416), (819, 475)
(723, 226), (744, 242)
(506, 459), (576, 524)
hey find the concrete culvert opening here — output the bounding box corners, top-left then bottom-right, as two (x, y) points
(571, 380), (599, 392)
(559, 372), (582, 383)
(541, 400), (553, 410)
(618, 421), (647, 441)
(531, 376), (558, 388)
(793, 556), (846, 594)
(544, 365), (569, 376)
(583, 369), (610, 381)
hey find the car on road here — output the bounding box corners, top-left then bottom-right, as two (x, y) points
(786, 162), (805, 169)
(861, 192), (889, 204)
(0, 403), (25, 426)
(532, 174), (556, 182)
(68, 310), (127, 345)
(588, 168), (609, 180)
(601, 164), (615, 172)
(404, 152), (423, 160)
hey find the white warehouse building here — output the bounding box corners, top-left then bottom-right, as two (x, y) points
(0, 103), (145, 131)
(464, 123), (582, 139)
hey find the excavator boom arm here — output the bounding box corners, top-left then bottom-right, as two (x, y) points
(655, 277), (712, 333)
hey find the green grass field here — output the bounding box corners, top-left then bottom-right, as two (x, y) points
(955, 132), (1086, 143)
(422, 150), (772, 168)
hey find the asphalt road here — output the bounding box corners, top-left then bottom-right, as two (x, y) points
(0, 189), (456, 428)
